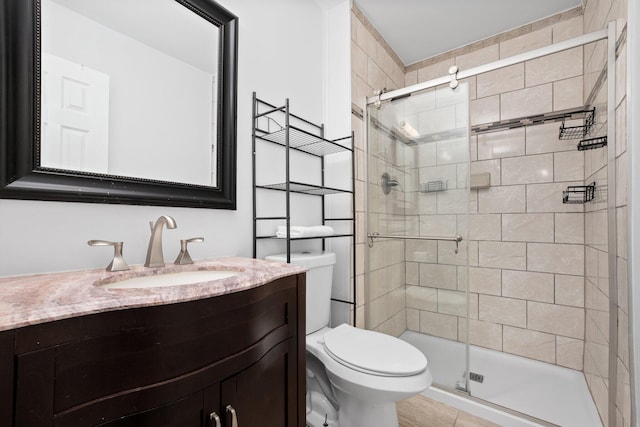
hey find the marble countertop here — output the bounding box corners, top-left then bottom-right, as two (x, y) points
(0, 257), (306, 332)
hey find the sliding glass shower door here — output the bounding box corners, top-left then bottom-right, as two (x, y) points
(365, 82), (471, 392)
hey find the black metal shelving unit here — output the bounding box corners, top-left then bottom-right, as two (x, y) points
(252, 92), (357, 324)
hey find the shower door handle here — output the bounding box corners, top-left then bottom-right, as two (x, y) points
(367, 232), (463, 253)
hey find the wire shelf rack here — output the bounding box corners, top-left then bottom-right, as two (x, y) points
(577, 136), (607, 151)
(562, 182), (596, 204)
(257, 126), (351, 156)
(558, 108), (595, 140)
(420, 179), (448, 193)
(257, 181), (351, 196)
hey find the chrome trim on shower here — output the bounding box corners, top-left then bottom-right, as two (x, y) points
(366, 28), (609, 106)
(448, 65), (459, 89)
(367, 232), (463, 253)
(606, 20), (619, 427)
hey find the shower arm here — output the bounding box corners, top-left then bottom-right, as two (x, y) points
(367, 232), (463, 254)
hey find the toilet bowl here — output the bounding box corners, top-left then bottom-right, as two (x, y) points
(265, 252), (432, 427)
(307, 325), (432, 427)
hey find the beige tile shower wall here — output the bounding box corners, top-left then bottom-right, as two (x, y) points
(583, 0), (630, 426)
(406, 14), (590, 371)
(351, 5), (406, 336)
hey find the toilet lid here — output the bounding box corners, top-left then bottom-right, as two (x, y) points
(323, 324), (427, 376)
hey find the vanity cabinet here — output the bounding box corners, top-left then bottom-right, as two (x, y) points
(2, 274), (305, 427)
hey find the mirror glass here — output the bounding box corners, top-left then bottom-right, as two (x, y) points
(40, 0), (220, 187)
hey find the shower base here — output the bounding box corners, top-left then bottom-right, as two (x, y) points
(400, 331), (603, 427)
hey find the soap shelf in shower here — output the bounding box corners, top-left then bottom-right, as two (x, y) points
(558, 108), (595, 140)
(420, 179), (447, 193)
(562, 182), (596, 204)
(577, 136), (607, 151)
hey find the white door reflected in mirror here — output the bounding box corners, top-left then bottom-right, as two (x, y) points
(41, 54), (110, 173)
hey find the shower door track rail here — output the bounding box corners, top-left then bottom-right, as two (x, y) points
(367, 232), (463, 253)
(366, 28), (608, 106)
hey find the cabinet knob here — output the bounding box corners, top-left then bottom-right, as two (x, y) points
(209, 411), (221, 427)
(226, 405), (238, 427)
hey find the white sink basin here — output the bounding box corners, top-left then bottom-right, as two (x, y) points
(101, 270), (240, 289)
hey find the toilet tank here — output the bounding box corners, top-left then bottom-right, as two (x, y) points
(265, 252), (336, 334)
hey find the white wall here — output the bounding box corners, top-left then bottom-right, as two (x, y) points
(317, 0), (354, 325)
(0, 0), (325, 277)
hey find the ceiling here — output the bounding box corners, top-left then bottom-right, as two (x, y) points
(353, 0), (582, 65)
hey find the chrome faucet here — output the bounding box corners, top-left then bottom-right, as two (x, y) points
(145, 215), (177, 267)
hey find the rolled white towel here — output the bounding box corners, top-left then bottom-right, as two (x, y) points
(275, 225), (334, 238)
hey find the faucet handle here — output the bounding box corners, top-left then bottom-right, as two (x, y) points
(88, 240), (131, 272)
(174, 237), (204, 265)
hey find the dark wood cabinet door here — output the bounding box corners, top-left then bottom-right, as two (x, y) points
(0, 331), (14, 427)
(221, 339), (297, 427)
(15, 348), (56, 426)
(203, 384), (222, 427)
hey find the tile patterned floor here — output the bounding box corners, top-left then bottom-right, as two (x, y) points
(397, 394), (501, 427)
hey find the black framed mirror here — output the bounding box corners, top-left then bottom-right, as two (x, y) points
(0, 0), (237, 209)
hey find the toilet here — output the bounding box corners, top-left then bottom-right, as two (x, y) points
(265, 252), (432, 427)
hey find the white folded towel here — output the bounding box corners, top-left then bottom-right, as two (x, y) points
(275, 225), (334, 238)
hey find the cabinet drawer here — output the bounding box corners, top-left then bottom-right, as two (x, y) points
(95, 392), (203, 427)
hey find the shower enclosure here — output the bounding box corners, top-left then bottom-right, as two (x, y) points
(363, 24), (619, 427)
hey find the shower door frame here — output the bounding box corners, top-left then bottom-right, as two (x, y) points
(365, 81), (473, 394)
(362, 22), (621, 426)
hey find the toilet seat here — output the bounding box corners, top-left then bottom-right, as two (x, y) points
(322, 324), (427, 377)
